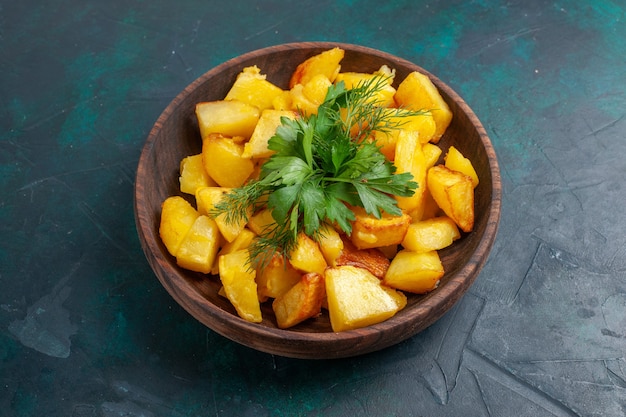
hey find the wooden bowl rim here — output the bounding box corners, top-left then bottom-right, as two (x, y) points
(134, 42), (501, 358)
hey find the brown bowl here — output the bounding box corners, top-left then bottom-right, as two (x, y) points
(134, 42), (501, 359)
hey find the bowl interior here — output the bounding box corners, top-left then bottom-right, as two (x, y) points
(134, 42), (501, 359)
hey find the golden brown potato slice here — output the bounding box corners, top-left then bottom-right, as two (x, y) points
(444, 145), (479, 188)
(401, 216), (461, 253)
(335, 68), (396, 108)
(272, 272), (325, 329)
(427, 165), (475, 232)
(175, 215), (220, 274)
(224, 66), (285, 111)
(383, 249), (444, 294)
(202, 133), (255, 188)
(159, 196), (199, 256)
(257, 253), (302, 299)
(289, 74), (332, 116)
(211, 228), (254, 275)
(289, 233), (328, 275)
(289, 47), (344, 88)
(316, 224), (344, 266)
(243, 109), (297, 159)
(350, 206), (411, 250)
(393, 130), (427, 214)
(394, 71), (452, 142)
(335, 236), (390, 279)
(325, 265), (406, 332)
(219, 250), (262, 323)
(246, 208), (276, 236)
(422, 142), (443, 169)
(179, 154), (216, 195)
(196, 186), (250, 243)
(195, 100), (260, 139)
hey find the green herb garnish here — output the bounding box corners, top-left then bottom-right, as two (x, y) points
(212, 75), (422, 267)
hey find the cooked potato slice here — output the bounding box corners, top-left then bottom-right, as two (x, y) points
(176, 215), (220, 274)
(272, 90), (293, 111)
(372, 109), (436, 160)
(289, 47), (344, 88)
(289, 233), (328, 275)
(219, 250), (262, 323)
(211, 228), (255, 275)
(325, 266), (406, 332)
(335, 70), (396, 107)
(159, 196), (199, 256)
(246, 208), (276, 236)
(335, 237), (390, 279)
(202, 134), (255, 188)
(195, 100), (260, 139)
(317, 224), (344, 266)
(427, 165), (475, 232)
(290, 74), (332, 116)
(393, 130), (427, 214)
(444, 145), (479, 188)
(289, 84), (319, 116)
(350, 207), (411, 250)
(383, 249), (444, 294)
(195, 186), (250, 242)
(257, 253), (302, 299)
(422, 143), (443, 168)
(224, 66), (284, 111)
(394, 71), (452, 142)
(272, 272), (325, 329)
(243, 109), (297, 159)
(303, 74), (332, 105)
(179, 154), (216, 195)
(401, 216), (461, 253)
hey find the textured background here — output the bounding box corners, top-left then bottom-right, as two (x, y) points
(1, 1), (625, 416)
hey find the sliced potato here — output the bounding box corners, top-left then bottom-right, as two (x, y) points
(401, 216), (461, 253)
(289, 83), (319, 116)
(289, 47), (344, 88)
(393, 130), (427, 214)
(179, 154), (216, 195)
(394, 71), (452, 142)
(317, 224), (344, 266)
(257, 253), (302, 299)
(176, 215), (220, 274)
(202, 134), (255, 188)
(302, 74), (332, 106)
(246, 208), (277, 236)
(159, 196), (199, 256)
(444, 145), (479, 188)
(272, 90), (293, 111)
(334, 70), (396, 107)
(335, 237), (390, 279)
(422, 142), (443, 168)
(243, 109), (297, 159)
(195, 100), (260, 139)
(383, 249), (444, 294)
(415, 188), (441, 221)
(325, 265), (406, 332)
(289, 233), (328, 275)
(211, 227), (255, 275)
(195, 186), (250, 242)
(272, 272), (325, 329)
(427, 165), (475, 232)
(219, 250), (262, 323)
(350, 206), (411, 250)
(224, 66), (284, 111)
(372, 109), (435, 160)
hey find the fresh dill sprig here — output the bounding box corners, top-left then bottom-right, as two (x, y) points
(211, 75), (424, 267)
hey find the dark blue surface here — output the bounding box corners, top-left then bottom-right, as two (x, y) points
(2, 1), (626, 415)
